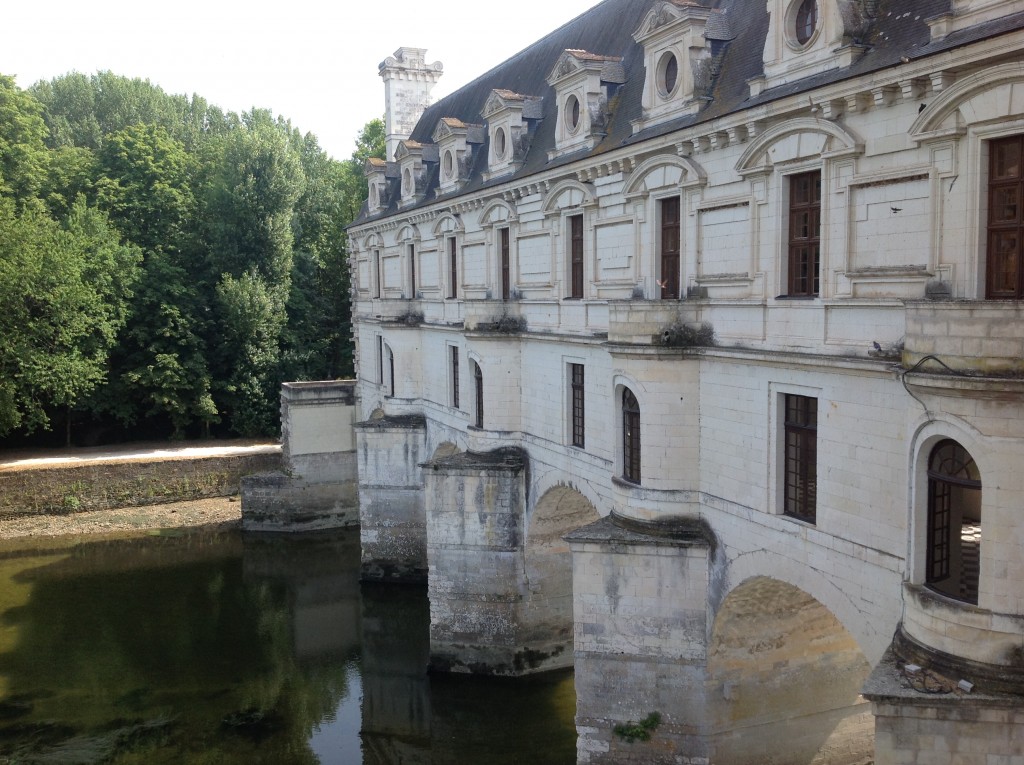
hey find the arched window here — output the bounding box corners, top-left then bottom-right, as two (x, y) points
(622, 388), (641, 484)
(473, 361), (484, 428)
(927, 440), (982, 604)
(386, 346), (395, 398)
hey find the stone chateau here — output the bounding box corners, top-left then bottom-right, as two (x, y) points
(338, 0), (1024, 762)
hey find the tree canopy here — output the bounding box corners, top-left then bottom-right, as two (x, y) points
(0, 70), (382, 444)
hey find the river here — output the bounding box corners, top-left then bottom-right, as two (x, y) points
(0, 528), (577, 764)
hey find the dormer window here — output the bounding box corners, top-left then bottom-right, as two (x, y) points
(756, 0), (868, 95)
(546, 50), (624, 160)
(632, 3), (724, 133)
(395, 139), (438, 207)
(432, 117), (484, 197)
(480, 90), (543, 180)
(364, 157), (394, 215)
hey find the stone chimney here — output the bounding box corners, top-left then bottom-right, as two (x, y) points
(379, 47), (443, 162)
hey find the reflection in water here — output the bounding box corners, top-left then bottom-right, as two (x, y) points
(0, 528), (576, 764)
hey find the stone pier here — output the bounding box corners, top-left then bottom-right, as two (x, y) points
(354, 414), (428, 582)
(241, 381), (358, 531)
(566, 514), (716, 764)
(423, 447), (572, 675)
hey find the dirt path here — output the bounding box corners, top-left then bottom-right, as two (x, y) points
(0, 439), (278, 540)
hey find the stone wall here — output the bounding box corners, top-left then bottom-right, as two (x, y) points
(0, 452), (280, 517)
(242, 381), (359, 531)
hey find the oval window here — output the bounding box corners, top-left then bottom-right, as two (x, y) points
(443, 149), (454, 179)
(794, 0), (818, 45)
(659, 52), (679, 98)
(565, 95), (581, 133)
(494, 127), (507, 159)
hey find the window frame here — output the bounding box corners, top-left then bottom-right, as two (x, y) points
(782, 393), (817, 524)
(925, 439), (982, 605)
(500, 227), (511, 301)
(986, 133), (1024, 299)
(447, 236), (459, 300)
(408, 243), (417, 298)
(473, 360), (484, 428)
(568, 213), (584, 299)
(659, 196), (681, 299)
(569, 363), (585, 449)
(786, 170), (822, 298)
(621, 387), (641, 484)
(450, 345), (460, 409)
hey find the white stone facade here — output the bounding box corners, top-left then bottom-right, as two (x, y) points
(349, 1), (1024, 761)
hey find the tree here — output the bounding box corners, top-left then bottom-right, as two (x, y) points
(0, 198), (141, 438)
(0, 75), (49, 206)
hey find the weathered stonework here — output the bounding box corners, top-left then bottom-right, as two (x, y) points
(424, 447), (577, 675)
(355, 414), (428, 582)
(241, 381), (358, 531)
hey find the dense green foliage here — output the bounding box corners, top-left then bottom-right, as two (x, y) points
(0, 71), (382, 442)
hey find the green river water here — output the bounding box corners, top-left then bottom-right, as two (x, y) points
(0, 528), (576, 764)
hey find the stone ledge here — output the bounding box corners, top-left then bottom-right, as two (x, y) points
(354, 414), (427, 431)
(421, 446), (526, 473)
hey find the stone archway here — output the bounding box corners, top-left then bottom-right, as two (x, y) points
(707, 576), (873, 765)
(520, 486), (601, 670)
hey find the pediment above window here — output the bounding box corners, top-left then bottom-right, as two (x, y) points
(546, 49), (625, 159)
(632, 2), (732, 133)
(480, 90), (543, 181)
(432, 117), (485, 197)
(755, 0), (873, 96)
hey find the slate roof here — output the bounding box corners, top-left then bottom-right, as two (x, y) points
(356, 0), (1024, 224)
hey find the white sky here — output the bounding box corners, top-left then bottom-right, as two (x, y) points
(2, 0), (602, 160)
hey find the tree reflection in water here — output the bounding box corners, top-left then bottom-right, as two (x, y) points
(0, 528), (576, 764)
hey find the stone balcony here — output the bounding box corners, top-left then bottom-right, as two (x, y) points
(904, 301), (1024, 374)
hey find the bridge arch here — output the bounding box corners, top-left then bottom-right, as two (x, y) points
(707, 576), (874, 765)
(520, 484), (601, 669)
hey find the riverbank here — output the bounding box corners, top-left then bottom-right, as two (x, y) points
(0, 439), (278, 539)
(0, 496), (243, 540)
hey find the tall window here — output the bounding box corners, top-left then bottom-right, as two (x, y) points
(473, 361), (484, 428)
(783, 394), (817, 523)
(570, 363), (585, 448)
(450, 346), (460, 409)
(408, 243), (417, 298)
(569, 214), (584, 299)
(787, 171), (821, 297)
(987, 134), (1024, 298)
(622, 387), (640, 484)
(660, 197), (680, 299)
(500, 228), (511, 301)
(448, 237), (458, 299)
(386, 347), (395, 397)
(374, 250), (382, 298)
(376, 336), (384, 385)
(927, 440), (981, 604)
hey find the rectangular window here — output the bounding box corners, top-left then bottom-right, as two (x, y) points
(787, 171), (821, 297)
(408, 243), (416, 298)
(374, 250), (382, 298)
(570, 363), (585, 449)
(448, 237), (458, 299)
(450, 346), (460, 409)
(987, 134), (1024, 298)
(376, 335), (384, 385)
(500, 227), (511, 301)
(660, 197), (680, 299)
(783, 394), (817, 523)
(474, 362), (484, 428)
(569, 214), (584, 299)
